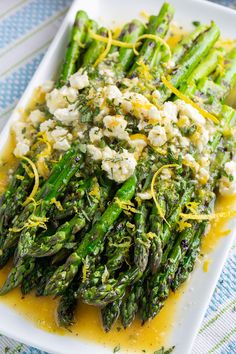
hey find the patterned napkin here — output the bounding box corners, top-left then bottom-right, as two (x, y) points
(0, 0), (235, 353)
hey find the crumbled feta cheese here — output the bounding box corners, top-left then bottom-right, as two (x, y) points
(13, 121), (28, 141)
(103, 85), (122, 100)
(46, 89), (66, 114)
(183, 153), (200, 173)
(176, 99), (205, 126)
(129, 138), (147, 158)
(148, 125), (167, 147)
(54, 106), (80, 125)
(14, 139), (30, 157)
(29, 109), (45, 127)
(199, 155), (210, 167)
(51, 127), (68, 141)
(137, 190), (152, 200)
(198, 167), (210, 185)
(40, 119), (55, 132)
(152, 90), (161, 100)
(99, 67), (115, 84)
(160, 167), (172, 180)
(219, 161), (236, 196)
(103, 115), (129, 141)
(163, 101), (178, 123)
(59, 86), (78, 102)
(119, 92), (161, 123)
(41, 80), (54, 93)
(87, 144), (103, 160)
(69, 70), (89, 90)
(179, 136), (190, 148)
(191, 127), (209, 152)
(53, 138), (71, 151)
(89, 127), (103, 143)
(102, 148), (137, 183)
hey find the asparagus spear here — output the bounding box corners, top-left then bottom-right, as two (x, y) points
(3, 146), (83, 250)
(134, 203), (150, 272)
(217, 47), (236, 100)
(171, 24), (208, 65)
(82, 27), (109, 67)
(120, 277), (144, 328)
(28, 178), (111, 257)
(170, 222), (207, 291)
(102, 297), (123, 332)
(0, 257), (35, 295)
(159, 22), (220, 102)
(80, 266), (141, 306)
(116, 20), (145, 72)
(129, 2), (175, 75)
(57, 10), (89, 87)
(44, 175), (137, 295)
(57, 284), (77, 327)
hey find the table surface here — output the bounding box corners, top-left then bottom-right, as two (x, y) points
(0, 0), (236, 353)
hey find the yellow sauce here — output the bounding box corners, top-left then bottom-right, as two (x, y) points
(0, 261), (183, 352)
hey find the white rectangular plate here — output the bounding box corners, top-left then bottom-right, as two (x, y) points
(0, 0), (236, 353)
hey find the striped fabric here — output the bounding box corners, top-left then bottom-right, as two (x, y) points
(0, 0), (235, 353)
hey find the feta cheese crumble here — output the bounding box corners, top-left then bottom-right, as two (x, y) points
(219, 161), (236, 196)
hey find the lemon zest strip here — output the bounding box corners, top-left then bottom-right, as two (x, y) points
(133, 34), (171, 58)
(94, 30), (113, 67)
(161, 76), (219, 124)
(21, 156), (40, 207)
(50, 197), (64, 211)
(115, 197), (139, 216)
(180, 210), (236, 221)
(90, 32), (141, 49)
(151, 164), (179, 222)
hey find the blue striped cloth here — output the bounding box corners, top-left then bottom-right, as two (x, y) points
(0, 1), (235, 353)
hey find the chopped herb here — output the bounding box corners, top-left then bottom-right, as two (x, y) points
(113, 344), (121, 353)
(192, 21), (201, 27)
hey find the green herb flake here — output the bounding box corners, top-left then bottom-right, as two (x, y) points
(113, 344), (121, 353)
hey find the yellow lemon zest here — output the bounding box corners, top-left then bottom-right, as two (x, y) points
(94, 29), (113, 67)
(180, 210), (236, 221)
(130, 133), (148, 143)
(22, 162), (34, 178)
(137, 60), (153, 81)
(89, 179), (100, 199)
(113, 27), (121, 39)
(126, 221), (135, 230)
(90, 31), (141, 50)
(186, 202), (199, 214)
(151, 164), (179, 222)
(21, 156), (40, 207)
(16, 175), (24, 181)
(36, 160), (50, 179)
(115, 197), (139, 216)
(161, 76), (219, 124)
(50, 197), (63, 211)
(9, 214), (48, 233)
(133, 34), (171, 58)
(146, 232), (156, 239)
(177, 219), (192, 232)
(82, 257), (90, 283)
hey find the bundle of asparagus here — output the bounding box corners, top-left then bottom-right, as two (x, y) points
(0, 2), (236, 331)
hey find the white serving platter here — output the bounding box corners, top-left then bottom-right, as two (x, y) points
(0, 0), (236, 353)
